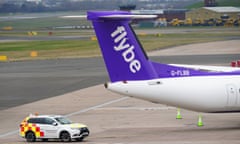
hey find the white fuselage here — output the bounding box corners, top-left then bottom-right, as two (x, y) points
(106, 75), (240, 113)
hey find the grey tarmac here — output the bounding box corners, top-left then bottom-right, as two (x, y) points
(0, 40), (240, 144)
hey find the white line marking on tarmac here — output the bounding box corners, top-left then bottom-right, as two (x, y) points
(65, 97), (129, 117)
(0, 97), (129, 138)
(0, 131), (18, 139)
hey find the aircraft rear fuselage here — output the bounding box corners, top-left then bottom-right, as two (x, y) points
(106, 75), (240, 113)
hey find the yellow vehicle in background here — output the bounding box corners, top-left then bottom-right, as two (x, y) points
(2, 26), (13, 31)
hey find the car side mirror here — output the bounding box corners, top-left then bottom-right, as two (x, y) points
(52, 122), (58, 126)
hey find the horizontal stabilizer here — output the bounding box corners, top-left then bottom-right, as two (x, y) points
(100, 14), (157, 19)
(87, 11), (157, 21)
(61, 14), (156, 20)
(60, 15), (87, 18)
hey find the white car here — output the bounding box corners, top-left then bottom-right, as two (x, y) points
(19, 114), (89, 142)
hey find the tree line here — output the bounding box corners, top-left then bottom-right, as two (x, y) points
(0, 1), (119, 13)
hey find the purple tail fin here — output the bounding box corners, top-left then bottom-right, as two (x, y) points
(87, 11), (240, 82)
(87, 11), (158, 82)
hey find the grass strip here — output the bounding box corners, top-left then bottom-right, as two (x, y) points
(0, 32), (239, 61)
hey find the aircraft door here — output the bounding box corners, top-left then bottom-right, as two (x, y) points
(226, 84), (238, 107)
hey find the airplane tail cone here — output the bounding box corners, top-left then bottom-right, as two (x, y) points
(197, 114), (204, 127)
(176, 108), (182, 119)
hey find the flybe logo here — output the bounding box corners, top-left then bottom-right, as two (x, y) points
(111, 26), (141, 73)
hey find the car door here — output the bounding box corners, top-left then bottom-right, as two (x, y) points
(40, 118), (59, 138)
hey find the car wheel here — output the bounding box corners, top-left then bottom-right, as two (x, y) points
(26, 131), (36, 142)
(60, 132), (71, 142)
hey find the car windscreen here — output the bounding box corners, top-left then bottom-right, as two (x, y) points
(54, 117), (72, 125)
